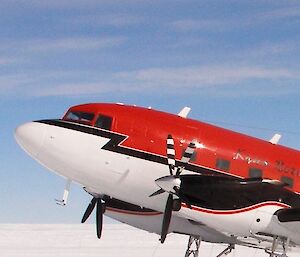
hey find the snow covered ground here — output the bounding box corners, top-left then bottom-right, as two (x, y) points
(0, 224), (299, 257)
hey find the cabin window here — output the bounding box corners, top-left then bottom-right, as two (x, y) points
(281, 176), (294, 188)
(216, 158), (230, 171)
(249, 168), (263, 178)
(95, 115), (113, 131)
(65, 111), (95, 123)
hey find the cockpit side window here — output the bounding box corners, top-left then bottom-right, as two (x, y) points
(95, 115), (113, 131)
(65, 111), (95, 123)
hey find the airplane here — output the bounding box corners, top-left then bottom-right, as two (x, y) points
(14, 103), (300, 257)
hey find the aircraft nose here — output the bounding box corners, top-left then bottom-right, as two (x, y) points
(15, 122), (46, 157)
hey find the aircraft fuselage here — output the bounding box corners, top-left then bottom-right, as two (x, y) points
(15, 103), (300, 244)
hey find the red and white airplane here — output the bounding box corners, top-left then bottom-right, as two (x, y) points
(15, 103), (300, 257)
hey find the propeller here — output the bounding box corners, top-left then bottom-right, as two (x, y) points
(151, 134), (197, 243)
(81, 197), (105, 239)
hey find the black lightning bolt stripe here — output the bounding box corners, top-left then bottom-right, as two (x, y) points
(35, 120), (300, 210)
(36, 119), (225, 176)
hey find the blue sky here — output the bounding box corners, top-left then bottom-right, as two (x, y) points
(1, 0), (300, 223)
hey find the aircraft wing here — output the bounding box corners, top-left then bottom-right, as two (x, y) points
(178, 174), (297, 211)
(176, 174), (300, 246)
(103, 196), (299, 251)
(103, 197), (237, 244)
(155, 172), (300, 246)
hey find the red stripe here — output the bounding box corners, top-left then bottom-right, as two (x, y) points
(106, 207), (162, 216)
(182, 201), (290, 215)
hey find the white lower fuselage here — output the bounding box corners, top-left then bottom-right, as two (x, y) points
(15, 120), (299, 244)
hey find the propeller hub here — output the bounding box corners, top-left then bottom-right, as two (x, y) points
(155, 176), (181, 195)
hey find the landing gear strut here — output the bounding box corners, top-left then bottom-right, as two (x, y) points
(216, 244), (235, 257)
(185, 236), (201, 257)
(265, 236), (289, 257)
(184, 237), (235, 257)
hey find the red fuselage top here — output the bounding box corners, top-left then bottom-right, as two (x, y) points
(63, 103), (300, 193)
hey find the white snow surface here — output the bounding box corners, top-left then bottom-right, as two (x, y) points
(0, 224), (299, 257)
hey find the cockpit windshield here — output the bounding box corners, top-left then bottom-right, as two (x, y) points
(64, 111), (95, 124)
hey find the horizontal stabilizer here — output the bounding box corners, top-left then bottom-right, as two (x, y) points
(276, 208), (300, 222)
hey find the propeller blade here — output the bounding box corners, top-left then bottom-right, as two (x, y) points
(149, 188), (165, 197)
(176, 140), (197, 176)
(81, 197), (97, 223)
(181, 140), (197, 163)
(160, 194), (173, 244)
(96, 199), (103, 239)
(166, 134), (176, 175)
